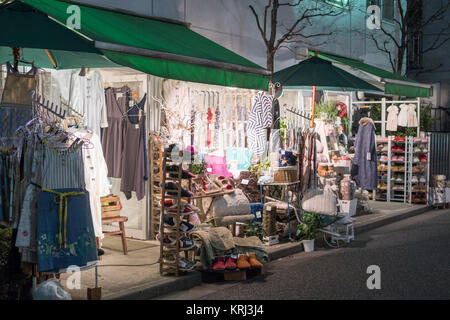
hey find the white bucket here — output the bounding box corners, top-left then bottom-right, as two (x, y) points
(303, 239), (315, 253)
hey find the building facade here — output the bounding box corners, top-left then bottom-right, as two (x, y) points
(77, 0), (404, 74)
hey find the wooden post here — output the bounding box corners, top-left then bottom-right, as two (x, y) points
(311, 85), (316, 127)
(381, 98), (386, 138)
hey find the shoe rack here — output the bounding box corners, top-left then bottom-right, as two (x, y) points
(376, 136), (407, 203)
(158, 149), (196, 276)
(376, 136), (429, 204)
(149, 135), (164, 239)
(409, 136), (430, 204)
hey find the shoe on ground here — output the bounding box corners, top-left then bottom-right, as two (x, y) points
(237, 254), (251, 270)
(224, 256), (237, 270)
(247, 253), (263, 268)
(212, 257), (226, 271)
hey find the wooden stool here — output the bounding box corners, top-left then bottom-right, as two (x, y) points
(102, 216), (128, 255)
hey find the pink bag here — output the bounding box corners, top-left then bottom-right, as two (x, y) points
(205, 155), (233, 178)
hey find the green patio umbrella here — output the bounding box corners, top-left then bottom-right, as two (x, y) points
(0, 1), (117, 69)
(273, 56), (382, 126)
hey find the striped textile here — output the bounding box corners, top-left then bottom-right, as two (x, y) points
(247, 91), (274, 156)
(42, 141), (86, 190)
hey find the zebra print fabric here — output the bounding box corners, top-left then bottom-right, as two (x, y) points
(247, 91), (274, 156)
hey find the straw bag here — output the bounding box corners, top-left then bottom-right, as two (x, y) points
(1, 63), (36, 108)
(301, 189), (337, 215)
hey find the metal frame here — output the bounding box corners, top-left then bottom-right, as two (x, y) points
(349, 97), (422, 138)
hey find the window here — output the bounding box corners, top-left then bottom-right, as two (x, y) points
(407, 33), (423, 70)
(367, 0), (381, 7)
(382, 0), (395, 22)
(325, 0), (350, 8)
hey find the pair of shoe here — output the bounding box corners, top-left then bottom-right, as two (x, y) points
(419, 154), (427, 163)
(392, 156), (405, 162)
(212, 256), (237, 271)
(378, 164), (387, 171)
(413, 165), (425, 173)
(166, 165), (196, 179)
(377, 184), (387, 190)
(393, 137), (406, 142)
(164, 217), (196, 233)
(157, 233), (196, 250)
(392, 146), (405, 153)
(237, 253), (263, 269)
(411, 176), (419, 184)
(165, 182), (194, 197)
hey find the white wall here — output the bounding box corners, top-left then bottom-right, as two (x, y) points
(75, 0), (402, 73)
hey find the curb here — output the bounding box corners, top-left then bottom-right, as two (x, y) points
(268, 205), (432, 261)
(104, 272), (202, 300)
(354, 205), (431, 234)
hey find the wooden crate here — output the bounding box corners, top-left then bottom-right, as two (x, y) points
(101, 195), (121, 218)
(202, 266), (265, 282)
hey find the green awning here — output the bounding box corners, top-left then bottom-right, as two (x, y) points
(21, 0), (269, 90)
(309, 51), (431, 98)
(0, 46), (118, 69)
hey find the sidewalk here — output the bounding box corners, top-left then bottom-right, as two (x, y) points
(62, 201), (430, 300)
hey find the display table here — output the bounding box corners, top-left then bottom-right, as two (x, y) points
(258, 181), (301, 240)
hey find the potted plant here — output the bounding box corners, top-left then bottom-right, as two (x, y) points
(245, 221), (266, 241)
(314, 99), (339, 122)
(296, 212), (321, 252)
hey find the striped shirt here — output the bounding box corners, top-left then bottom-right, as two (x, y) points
(247, 91), (274, 156)
(41, 140), (85, 190)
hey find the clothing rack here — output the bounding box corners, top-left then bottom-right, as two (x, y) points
(286, 108), (312, 121)
(36, 95), (66, 119)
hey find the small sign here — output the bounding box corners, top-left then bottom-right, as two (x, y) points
(135, 124), (140, 129)
(116, 92), (123, 98)
(207, 168), (212, 172)
(256, 211), (262, 218)
(367, 152), (371, 161)
(266, 206), (272, 211)
(241, 179), (249, 185)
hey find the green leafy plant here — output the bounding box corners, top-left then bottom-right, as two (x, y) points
(191, 158), (208, 175)
(245, 221), (266, 241)
(314, 99), (339, 121)
(296, 212), (321, 240)
(249, 157), (271, 178)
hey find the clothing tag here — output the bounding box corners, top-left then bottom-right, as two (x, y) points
(207, 168), (212, 172)
(367, 152), (371, 161)
(241, 179), (249, 185)
(116, 92), (123, 98)
(135, 124), (140, 129)
(129, 100), (134, 107)
(256, 211), (262, 218)
(267, 206), (272, 211)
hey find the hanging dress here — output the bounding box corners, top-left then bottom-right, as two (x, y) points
(120, 94), (148, 201)
(398, 104), (409, 127)
(386, 105), (399, 132)
(407, 104), (418, 127)
(36, 139), (97, 273)
(102, 86), (129, 178)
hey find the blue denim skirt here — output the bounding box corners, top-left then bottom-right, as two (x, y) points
(37, 188), (98, 273)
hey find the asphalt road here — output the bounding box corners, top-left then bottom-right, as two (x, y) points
(157, 208), (450, 300)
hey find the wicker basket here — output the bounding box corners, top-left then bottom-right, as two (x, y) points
(101, 195), (122, 219)
(273, 166), (298, 183)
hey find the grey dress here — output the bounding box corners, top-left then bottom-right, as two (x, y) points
(353, 118), (378, 191)
(120, 94), (148, 201)
(102, 86), (129, 178)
